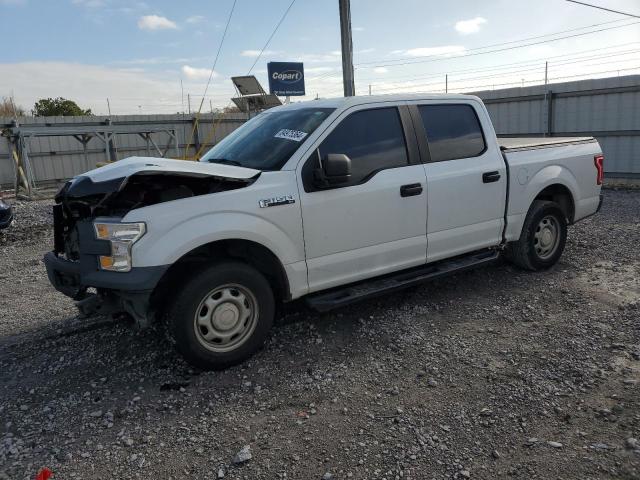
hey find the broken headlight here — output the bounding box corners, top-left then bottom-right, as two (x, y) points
(94, 222), (146, 272)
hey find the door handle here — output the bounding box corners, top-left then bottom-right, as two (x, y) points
(400, 183), (423, 197)
(482, 171), (501, 183)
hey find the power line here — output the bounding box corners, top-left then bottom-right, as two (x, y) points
(367, 49), (640, 93)
(247, 0), (297, 74)
(566, 0), (640, 19)
(196, 0), (237, 109)
(184, 0), (237, 158)
(312, 44), (640, 96)
(307, 19), (639, 81)
(363, 20), (640, 69)
(319, 51), (640, 97)
(354, 43), (640, 84)
(452, 66), (640, 92)
(357, 18), (630, 66)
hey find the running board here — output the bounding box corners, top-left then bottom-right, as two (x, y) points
(305, 250), (500, 312)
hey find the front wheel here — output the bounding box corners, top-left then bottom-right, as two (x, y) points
(166, 261), (275, 369)
(506, 200), (568, 271)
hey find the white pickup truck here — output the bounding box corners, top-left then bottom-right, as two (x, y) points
(45, 94), (604, 369)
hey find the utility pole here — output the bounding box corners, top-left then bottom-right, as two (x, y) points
(106, 98), (112, 116)
(339, 0), (355, 97)
(544, 61), (548, 85)
(187, 94), (191, 114)
(180, 79), (185, 113)
(368, 84), (371, 95)
(445, 75), (448, 93)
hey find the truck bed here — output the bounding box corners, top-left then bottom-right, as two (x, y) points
(498, 136), (596, 151)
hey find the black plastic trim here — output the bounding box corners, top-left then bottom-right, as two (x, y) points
(407, 104), (431, 164)
(306, 249), (499, 312)
(398, 105), (422, 166)
(44, 251), (168, 299)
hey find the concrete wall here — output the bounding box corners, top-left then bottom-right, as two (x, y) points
(0, 113), (246, 188)
(472, 74), (640, 178)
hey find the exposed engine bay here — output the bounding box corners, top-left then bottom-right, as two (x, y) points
(55, 171), (257, 254)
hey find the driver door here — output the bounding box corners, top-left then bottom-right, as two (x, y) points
(296, 104), (428, 292)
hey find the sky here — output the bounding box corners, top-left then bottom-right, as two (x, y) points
(1, 0), (639, 115)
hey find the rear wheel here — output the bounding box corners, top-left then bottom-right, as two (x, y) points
(166, 261), (275, 369)
(506, 200), (567, 271)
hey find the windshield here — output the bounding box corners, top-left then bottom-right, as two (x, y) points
(200, 107), (334, 170)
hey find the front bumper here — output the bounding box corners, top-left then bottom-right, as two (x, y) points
(44, 251), (168, 299)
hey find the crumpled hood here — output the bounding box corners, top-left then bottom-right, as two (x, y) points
(84, 156), (260, 183)
(56, 156), (261, 203)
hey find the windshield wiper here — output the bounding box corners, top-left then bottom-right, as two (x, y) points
(207, 158), (242, 166)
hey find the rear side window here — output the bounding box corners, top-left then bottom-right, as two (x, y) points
(418, 104), (486, 162)
(316, 107), (408, 186)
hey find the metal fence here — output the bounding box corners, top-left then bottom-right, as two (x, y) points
(1, 74), (639, 190)
(0, 113), (246, 189)
(472, 74), (640, 178)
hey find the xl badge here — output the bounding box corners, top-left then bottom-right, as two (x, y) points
(259, 195), (295, 208)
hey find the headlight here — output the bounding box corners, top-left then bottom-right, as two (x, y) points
(94, 222), (146, 272)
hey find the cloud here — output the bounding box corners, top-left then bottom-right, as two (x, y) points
(353, 26), (364, 32)
(305, 66), (334, 73)
(240, 49), (278, 57)
(72, 0), (106, 7)
(0, 61), (236, 114)
(181, 65), (216, 80)
(113, 56), (208, 66)
(396, 45), (466, 57)
(186, 15), (205, 24)
(373, 67), (388, 74)
(455, 17), (487, 35)
(292, 51), (342, 63)
(138, 14), (178, 31)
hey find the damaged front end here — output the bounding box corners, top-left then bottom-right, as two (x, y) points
(45, 158), (260, 327)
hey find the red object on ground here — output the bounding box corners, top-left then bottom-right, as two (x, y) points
(35, 467), (53, 480)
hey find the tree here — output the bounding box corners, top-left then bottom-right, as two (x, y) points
(32, 97), (92, 117)
(0, 96), (26, 117)
(222, 105), (242, 113)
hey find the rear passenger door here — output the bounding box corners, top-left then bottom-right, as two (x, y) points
(408, 101), (507, 262)
(297, 104), (428, 292)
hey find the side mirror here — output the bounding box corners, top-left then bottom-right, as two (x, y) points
(314, 153), (351, 187)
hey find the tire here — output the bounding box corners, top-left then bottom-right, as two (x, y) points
(166, 261), (275, 370)
(506, 200), (567, 271)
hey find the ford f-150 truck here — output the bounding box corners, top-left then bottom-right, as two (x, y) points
(44, 94), (604, 369)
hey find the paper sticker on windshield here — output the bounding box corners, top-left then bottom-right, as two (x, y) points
(274, 129), (308, 142)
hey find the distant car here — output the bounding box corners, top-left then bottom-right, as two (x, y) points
(0, 199), (13, 229)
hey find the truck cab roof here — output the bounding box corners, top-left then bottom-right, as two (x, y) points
(269, 93), (482, 112)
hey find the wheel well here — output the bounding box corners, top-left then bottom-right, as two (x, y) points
(534, 184), (575, 223)
(151, 239), (290, 313)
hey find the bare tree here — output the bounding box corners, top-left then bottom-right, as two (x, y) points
(0, 96), (26, 117)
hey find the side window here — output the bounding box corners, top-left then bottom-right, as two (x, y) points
(418, 104), (486, 162)
(312, 107), (409, 187)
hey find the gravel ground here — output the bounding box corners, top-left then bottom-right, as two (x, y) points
(0, 190), (639, 480)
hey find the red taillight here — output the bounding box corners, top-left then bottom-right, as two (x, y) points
(594, 154), (604, 185)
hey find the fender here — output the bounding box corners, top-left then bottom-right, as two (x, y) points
(505, 164), (579, 241)
(127, 210), (302, 268)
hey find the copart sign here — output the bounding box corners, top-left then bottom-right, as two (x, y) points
(268, 62), (305, 96)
